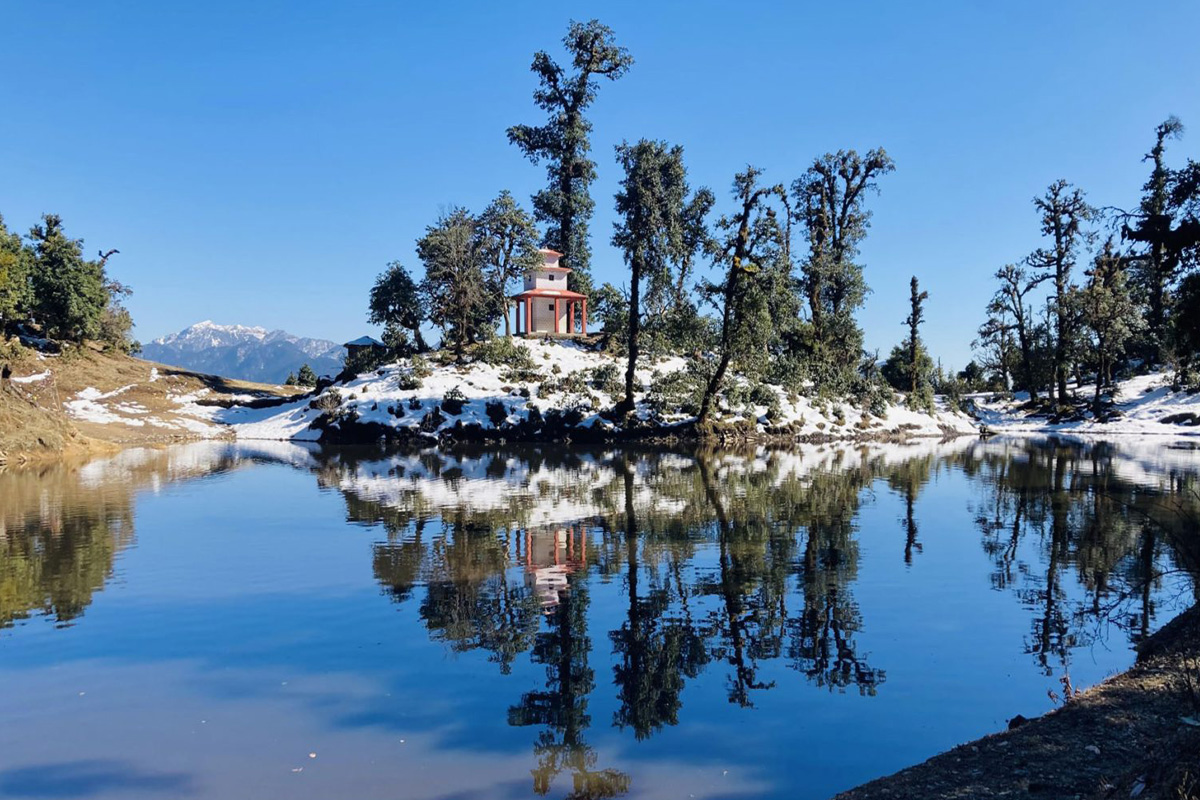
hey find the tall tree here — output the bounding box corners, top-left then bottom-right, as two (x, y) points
(1076, 240), (1141, 412)
(985, 264), (1050, 401)
(29, 214), (109, 343)
(1125, 117), (1184, 354)
(368, 261), (429, 353)
(792, 148), (895, 387)
(475, 190), (543, 337)
(905, 276), (929, 399)
(1028, 180), (1094, 404)
(697, 167), (788, 424)
(416, 208), (488, 361)
(508, 19), (633, 300)
(611, 140), (688, 416)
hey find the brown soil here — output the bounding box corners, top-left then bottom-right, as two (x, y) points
(0, 341), (303, 463)
(833, 605), (1200, 800)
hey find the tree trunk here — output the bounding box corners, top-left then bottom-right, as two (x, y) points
(618, 255), (642, 417)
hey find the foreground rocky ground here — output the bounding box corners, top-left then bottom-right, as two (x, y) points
(835, 603), (1200, 800)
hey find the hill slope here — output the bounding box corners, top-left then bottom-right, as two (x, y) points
(140, 321), (345, 383)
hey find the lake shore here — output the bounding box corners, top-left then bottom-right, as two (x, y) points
(833, 602), (1200, 800)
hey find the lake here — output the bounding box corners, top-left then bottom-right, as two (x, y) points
(1, 438), (1197, 800)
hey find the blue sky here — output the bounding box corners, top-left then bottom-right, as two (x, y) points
(2, 1), (1198, 368)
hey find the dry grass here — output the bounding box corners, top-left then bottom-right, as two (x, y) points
(0, 341), (303, 461)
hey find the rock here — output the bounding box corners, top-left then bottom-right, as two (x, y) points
(1085, 744), (1100, 755)
(1007, 714), (1030, 730)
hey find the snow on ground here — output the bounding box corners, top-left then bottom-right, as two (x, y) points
(971, 372), (1200, 437)
(9, 370), (50, 384)
(63, 384), (226, 436)
(220, 339), (978, 442)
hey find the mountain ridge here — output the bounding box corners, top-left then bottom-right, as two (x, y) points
(140, 321), (346, 383)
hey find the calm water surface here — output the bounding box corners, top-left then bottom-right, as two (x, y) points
(1, 438), (1197, 800)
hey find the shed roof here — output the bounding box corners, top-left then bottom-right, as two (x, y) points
(344, 335), (385, 347)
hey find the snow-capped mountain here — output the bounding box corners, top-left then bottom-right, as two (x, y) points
(140, 321), (345, 384)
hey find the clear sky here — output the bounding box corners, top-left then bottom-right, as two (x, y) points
(3, 1), (1198, 368)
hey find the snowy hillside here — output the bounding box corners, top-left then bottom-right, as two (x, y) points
(219, 338), (979, 443)
(140, 321), (345, 383)
(970, 373), (1200, 436)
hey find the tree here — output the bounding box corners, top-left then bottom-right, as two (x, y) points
(984, 264), (1050, 401)
(284, 372), (297, 386)
(416, 207), (489, 361)
(1075, 241), (1141, 413)
(792, 148), (895, 388)
(508, 19), (633, 299)
(368, 262), (429, 353)
(296, 363), (317, 387)
(0, 214), (32, 330)
(611, 140), (689, 416)
(1124, 117), (1185, 356)
(698, 167), (789, 424)
(474, 191), (543, 337)
(1028, 180), (1095, 404)
(29, 214), (109, 343)
(905, 277), (929, 399)
(1172, 272), (1200, 387)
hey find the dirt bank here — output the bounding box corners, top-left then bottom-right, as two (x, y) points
(834, 604), (1200, 800)
(0, 343), (302, 464)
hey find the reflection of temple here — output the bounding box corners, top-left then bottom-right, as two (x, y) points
(522, 525), (589, 612)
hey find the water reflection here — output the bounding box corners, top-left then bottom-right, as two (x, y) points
(0, 438), (1197, 799)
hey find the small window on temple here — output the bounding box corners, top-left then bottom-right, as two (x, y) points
(548, 304), (554, 310)
(548, 274), (556, 280)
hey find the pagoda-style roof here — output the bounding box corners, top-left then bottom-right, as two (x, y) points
(344, 335), (385, 348)
(511, 288), (587, 300)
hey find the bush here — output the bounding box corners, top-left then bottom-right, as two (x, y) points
(590, 362), (622, 395)
(308, 388), (343, 413)
(419, 406), (446, 432)
(647, 360), (710, 417)
(442, 385), (467, 415)
(397, 369), (422, 391)
(474, 337), (535, 369)
(485, 399), (509, 428)
(410, 354), (432, 378)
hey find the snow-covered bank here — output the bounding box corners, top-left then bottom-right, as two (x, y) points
(971, 373), (1200, 437)
(218, 339), (979, 443)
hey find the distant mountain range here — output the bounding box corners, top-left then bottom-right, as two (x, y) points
(140, 321), (346, 384)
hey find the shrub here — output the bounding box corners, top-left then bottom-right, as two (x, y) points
(397, 369), (422, 391)
(442, 385), (467, 415)
(407, 397), (422, 410)
(308, 388), (343, 413)
(590, 362), (622, 395)
(419, 406), (446, 432)
(647, 360), (710, 417)
(485, 399), (509, 428)
(410, 354), (432, 378)
(474, 337), (535, 369)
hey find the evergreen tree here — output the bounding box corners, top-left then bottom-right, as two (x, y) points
(508, 19), (633, 299)
(698, 167), (789, 424)
(0, 214), (32, 330)
(1171, 272), (1200, 387)
(1028, 180), (1094, 405)
(1076, 240), (1141, 412)
(612, 139), (689, 416)
(284, 372), (297, 386)
(474, 190), (542, 337)
(368, 261), (429, 353)
(904, 276), (930, 404)
(1125, 117), (1185, 356)
(791, 149), (895, 389)
(29, 214), (109, 343)
(984, 264), (1050, 401)
(417, 207), (489, 361)
(296, 363), (317, 387)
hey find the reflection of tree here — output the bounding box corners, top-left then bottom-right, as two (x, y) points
(610, 460), (707, 738)
(1, 448), (238, 631)
(970, 439), (1198, 675)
